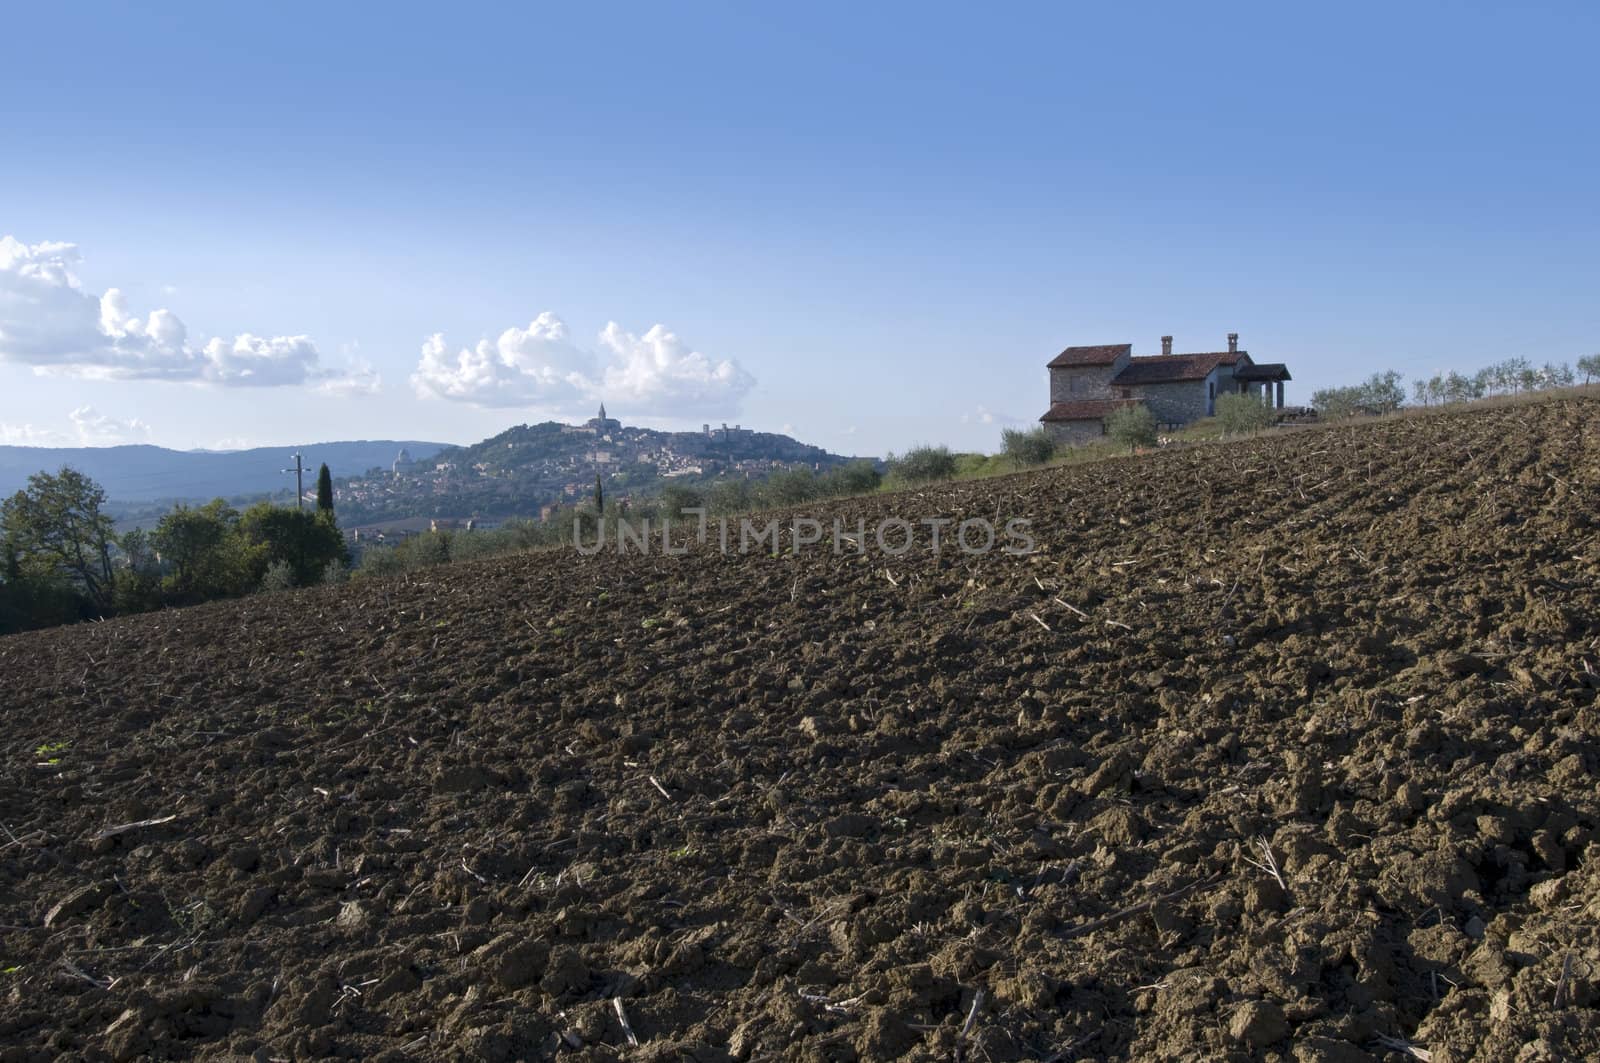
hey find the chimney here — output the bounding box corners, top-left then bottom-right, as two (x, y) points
(1161, 335), (1173, 356)
(1227, 332), (1239, 354)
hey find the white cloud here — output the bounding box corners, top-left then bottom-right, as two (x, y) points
(0, 422), (69, 446)
(0, 235), (371, 392)
(412, 313), (594, 408)
(69, 406), (153, 445)
(412, 312), (754, 417)
(0, 407), (152, 447)
(595, 322), (754, 415)
(314, 357), (382, 398)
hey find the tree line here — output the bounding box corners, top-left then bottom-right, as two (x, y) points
(1, 464), (346, 635)
(1312, 356), (1598, 419)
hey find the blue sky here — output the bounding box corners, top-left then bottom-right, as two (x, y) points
(2, 1), (1596, 456)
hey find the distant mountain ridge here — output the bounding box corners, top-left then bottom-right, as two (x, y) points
(0, 440), (451, 503)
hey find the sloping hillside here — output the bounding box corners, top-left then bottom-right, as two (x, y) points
(1, 398), (1597, 1061)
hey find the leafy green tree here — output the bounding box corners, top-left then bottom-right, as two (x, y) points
(1105, 406), (1157, 451)
(1361, 371), (1406, 413)
(707, 478), (753, 515)
(153, 500), (251, 600)
(655, 483), (704, 518)
(825, 459), (883, 495)
(1578, 354), (1600, 386)
(1000, 426), (1056, 467)
(1541, 362), (1575, 389)
(1442, 371), (1481, 404)
(1488, 357), (1530, 394)
(887, 445), (958, 484)
(1311, 386), (1363, 419)
(1313, 371), (1405, 418)
(759, 469), (818, 507)
(316, 463), (334, 514)
(1517, 364), (1540, 394)
(1215, 393), (1275, 434)
(239, 503), (348, 587)
(111, 527), (163, 614)
(0, 467), (118, 611)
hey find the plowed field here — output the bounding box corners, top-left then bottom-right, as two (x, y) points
(3, 397), (1598, 1062)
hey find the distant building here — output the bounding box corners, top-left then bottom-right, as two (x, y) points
(588, 403), (622, 432)
(1038, 333), (1292, 446)
(392, 448), (418, 476)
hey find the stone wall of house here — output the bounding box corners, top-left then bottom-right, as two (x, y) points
(1043, 419), (1107, 446)
(1049, 366), (1117, 402)
(1134, 372), (1221, 426)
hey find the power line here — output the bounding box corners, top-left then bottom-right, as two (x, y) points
(282, 451), (306, 510)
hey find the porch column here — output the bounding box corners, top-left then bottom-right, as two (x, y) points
(1275, 381), (1285, 408)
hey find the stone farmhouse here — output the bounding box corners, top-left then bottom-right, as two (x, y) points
(1038, 333), (1292, 445)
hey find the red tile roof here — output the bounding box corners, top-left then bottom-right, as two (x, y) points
(1039, 398), (1144, 422)
(1047, 344), (1131, 368)
(1111, 352), (1245, 385)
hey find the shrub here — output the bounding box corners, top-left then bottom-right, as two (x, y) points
(259, 559), (296, 593)
(887, 445), (958, 485)
(706, 478), (754, 515)
(1000, 426), (1056, 467)
(758, 469), (818, 507)
(1105, 406), (1157, 451)
(404, 530), (453, 567)
(356, 546), (404, 577)
(1215, 393), (1275, 435)
(452, 529), (515, 562)
(321, 558), (349, 585)
(825, 459), (883, 495)
(655, 483), (704, 518)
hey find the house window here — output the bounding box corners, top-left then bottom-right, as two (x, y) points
(1207, 381), (1215, 414)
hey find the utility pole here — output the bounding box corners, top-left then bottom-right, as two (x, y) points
(283, 451), (306, 510)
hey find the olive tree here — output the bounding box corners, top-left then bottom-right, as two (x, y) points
(1215, 393), (1275, 434)
(1000, 426), (1056, 467)
(1105, 406), (1157, 451)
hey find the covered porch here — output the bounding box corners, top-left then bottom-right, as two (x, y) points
(1233, 363), (1292, 408)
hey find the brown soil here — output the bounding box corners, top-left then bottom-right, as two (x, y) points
(2, 398), (1599, 1062)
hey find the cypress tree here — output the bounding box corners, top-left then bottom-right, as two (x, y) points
(315, 464), (334, 515)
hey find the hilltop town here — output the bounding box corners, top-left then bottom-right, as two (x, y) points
(336, 406), (857, 531)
